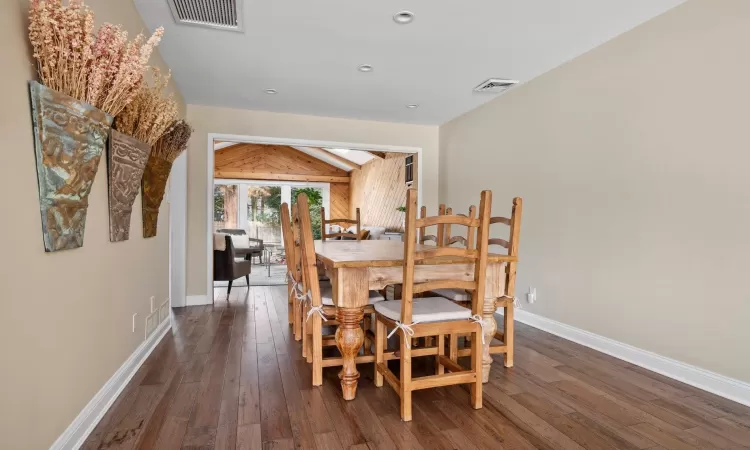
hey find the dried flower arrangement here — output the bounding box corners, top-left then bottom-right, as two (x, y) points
(114, 68), (179, 145)
(152, 119), (193, 163)
(28, 0), (164, 116)
(142, 119), (193, 237)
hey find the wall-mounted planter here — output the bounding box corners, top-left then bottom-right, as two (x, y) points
(141, 154), (172, 238)
(108, 130), (151, 242)
(29, 81), (113, 252)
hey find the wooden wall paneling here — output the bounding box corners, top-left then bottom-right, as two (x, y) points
(330, 183), (350, 222)
(349, 153), (413, 232)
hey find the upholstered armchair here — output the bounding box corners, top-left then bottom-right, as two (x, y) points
(217, 228), (264, 263)
(213, 234), (252, 296)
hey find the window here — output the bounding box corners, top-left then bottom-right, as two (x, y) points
(405, 155), (414, 185)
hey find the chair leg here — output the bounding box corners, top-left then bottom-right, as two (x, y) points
(400, 332), (413, 422)
(374, 318), (386, 387)
(245, 274), (249, 286)
(449, 333), (458, 362)
(435, 334), (444, 375)
(293, 298), (302, 341)
(287, 286), (293, 325)
(470, 328), (483, 410)
(227, 280), (233, 297)
(312, 314), (323, 386)
(363, 314), (372, 355)
(301, 304), (309, 360)
(504, 303), (515, 368)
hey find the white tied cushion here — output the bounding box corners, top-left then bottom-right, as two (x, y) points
(431, 288), (471, 302)
(320, 287), (385, 306)
(374, 297), (472, 323)
(230, 234), (250, 249)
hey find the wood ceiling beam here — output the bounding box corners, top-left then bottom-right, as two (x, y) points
(215, 171), (350, 183)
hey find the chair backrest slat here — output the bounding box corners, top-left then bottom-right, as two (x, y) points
(444, 205), (476, 249)
(400, 189), (492, 323)
(295, 194), (323, 308)
(321, 207), (361, 241)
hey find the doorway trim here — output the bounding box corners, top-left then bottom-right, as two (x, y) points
(206, 133), (423, 301)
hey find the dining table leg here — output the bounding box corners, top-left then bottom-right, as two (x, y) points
(481, 299), (498, 383)
(481, 262), (504, 383)
(335, 306), (365, 400)
(331, 266), (369, 400)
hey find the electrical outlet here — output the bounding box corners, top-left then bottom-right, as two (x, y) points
(132, 313), (138, 332)
(145, 311), (158, 339)
(150, 296), (156, 313)
(527, 287), (537, 304)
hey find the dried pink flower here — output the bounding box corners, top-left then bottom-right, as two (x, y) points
(28, 0), (165, 116)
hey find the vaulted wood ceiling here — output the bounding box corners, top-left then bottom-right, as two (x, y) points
(214, 144), (350, 183)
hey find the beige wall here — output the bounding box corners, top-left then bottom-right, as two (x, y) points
(186, 105), (439, 297)
(440, 0), (750, 383)
(0, 1), (184, 448)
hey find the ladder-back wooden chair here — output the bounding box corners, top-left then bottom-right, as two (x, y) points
(321, 207), (361, 240)
(296, 194), (385, 385)
(373, 188), (491, 421)
(488, 197), (523, 367)
(451, 197), (523, 367)
(281, 202), (314, 342)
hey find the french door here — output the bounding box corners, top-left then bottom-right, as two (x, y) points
(213, 180), (330, 245)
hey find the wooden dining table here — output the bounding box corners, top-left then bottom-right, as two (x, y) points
(315, 239), (516, 400)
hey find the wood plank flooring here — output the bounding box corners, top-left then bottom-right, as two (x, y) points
(85, 285), (750, 449)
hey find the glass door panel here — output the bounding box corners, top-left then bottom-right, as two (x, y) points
(246, 186), (282, 244)
(291, 187), (323, 240)
(213, 184), (239, 231)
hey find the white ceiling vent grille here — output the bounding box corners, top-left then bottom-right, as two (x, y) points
(473, 78), (519, 93)
(167, 0), (243, 32)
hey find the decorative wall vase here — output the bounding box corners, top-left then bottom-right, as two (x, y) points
(29, 80), (113, 252)
(141, 154), (172, 238)
(108, 130), (151, 242)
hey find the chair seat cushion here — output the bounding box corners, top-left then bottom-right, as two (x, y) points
(320, 287), (385, 306)
(374, 297), (472, 323)
(431, 288), (471, 302)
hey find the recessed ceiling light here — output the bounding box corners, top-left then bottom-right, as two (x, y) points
(264, 88), (277, 94)
(393, 11), (415, 24)
(406, 104), (419, 109)
(358, 64), (373, 73)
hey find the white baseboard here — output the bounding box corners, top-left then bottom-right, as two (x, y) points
(496, 308), (750, 408)
(50, 318), (172, 450)
(186, 294), (211, 306)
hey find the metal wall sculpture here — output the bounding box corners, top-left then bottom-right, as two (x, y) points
(29, 80), (113, 252)
(107, 130), (151, 242)
(141, 154), (172, 238)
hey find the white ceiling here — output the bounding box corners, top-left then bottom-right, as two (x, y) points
(134, 0), (685, 125)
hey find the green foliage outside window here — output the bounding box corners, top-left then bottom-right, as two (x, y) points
(292, 187), (323, 240)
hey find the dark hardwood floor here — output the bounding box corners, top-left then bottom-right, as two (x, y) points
(84, 285), (750, 449)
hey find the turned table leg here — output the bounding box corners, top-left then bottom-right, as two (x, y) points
(335, 306), (365, 400)
(481, 261), (504, 383)
(481, 298), (497, 383)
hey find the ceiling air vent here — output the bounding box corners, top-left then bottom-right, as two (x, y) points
(473, 78), (519, 93)
(167, 0), (244, 32)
